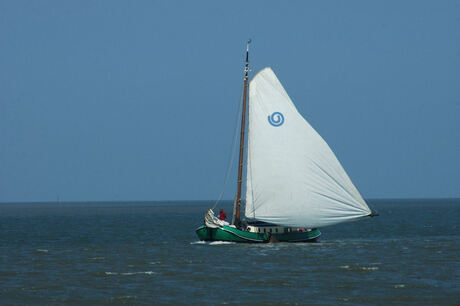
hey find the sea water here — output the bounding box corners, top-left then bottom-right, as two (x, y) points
(0, 199), (459, 304)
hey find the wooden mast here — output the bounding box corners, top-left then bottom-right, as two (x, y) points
(232, 40), (251, 228)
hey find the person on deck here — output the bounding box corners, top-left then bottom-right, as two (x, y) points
(219, 208), (226, 221)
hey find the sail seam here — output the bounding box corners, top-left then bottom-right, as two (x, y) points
(313, 191), (368, 215)
(311, 160), (363, 210)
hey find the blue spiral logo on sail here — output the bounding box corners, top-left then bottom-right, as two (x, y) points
(267, 112), (284, 127)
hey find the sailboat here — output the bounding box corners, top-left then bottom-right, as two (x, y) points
(196, 41), (377, 243)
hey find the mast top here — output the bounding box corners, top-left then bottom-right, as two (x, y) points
(245, 39), (251, 78)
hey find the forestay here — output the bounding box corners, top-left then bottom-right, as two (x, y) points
(245, 68), (371, 228)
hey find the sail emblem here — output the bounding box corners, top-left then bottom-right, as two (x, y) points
(267, 112), (284, 127)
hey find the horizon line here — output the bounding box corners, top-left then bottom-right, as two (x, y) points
(0, 197), (459, 205)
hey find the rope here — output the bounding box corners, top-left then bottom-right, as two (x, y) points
(212, 79), (245, 210)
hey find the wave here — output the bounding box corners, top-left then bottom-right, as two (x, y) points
(209, 241), (236, 245)
(190, 240), (235, 245)
(360, 266), (379, 271)
(339, 264), (379, 271)
(104, 271), (155, 276)
(190, 241), (207, 245)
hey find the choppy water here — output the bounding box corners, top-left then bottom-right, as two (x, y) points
(0, 199), (459, 304)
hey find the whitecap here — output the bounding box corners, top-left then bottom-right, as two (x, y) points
(36, 249), (48, 253)
(394, 284), (405, 288)
(339, 265), (350, 269)
(209, 241), (235, 245)
(360, 267), (379, 271)
(191, 240), (235, 245)
(121, 271), (155, 275)
(190, 241), (207, 245)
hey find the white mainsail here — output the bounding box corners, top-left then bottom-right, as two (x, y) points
(245, 67), (371, 228)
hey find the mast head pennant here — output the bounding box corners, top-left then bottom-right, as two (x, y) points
(267, 112), (284, 127)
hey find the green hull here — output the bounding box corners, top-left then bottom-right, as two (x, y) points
(196, 225), (320, 243)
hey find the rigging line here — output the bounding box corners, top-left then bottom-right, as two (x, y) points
(247, 121), (256, 219)
(212, 79), (245, 210)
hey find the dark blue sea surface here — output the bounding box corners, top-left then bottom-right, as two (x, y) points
(0, 199), (459, 304)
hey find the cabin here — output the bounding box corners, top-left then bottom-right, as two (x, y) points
(246, 223), (312, 234)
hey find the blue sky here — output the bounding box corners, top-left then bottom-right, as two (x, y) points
(1, 1), (459, 202)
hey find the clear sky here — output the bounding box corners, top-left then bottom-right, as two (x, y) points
(1, 1), (459, 202)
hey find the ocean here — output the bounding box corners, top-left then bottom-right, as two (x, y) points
(0, 199), (459, 304)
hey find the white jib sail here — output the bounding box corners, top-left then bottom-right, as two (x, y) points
(245, 67), (371, 228)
